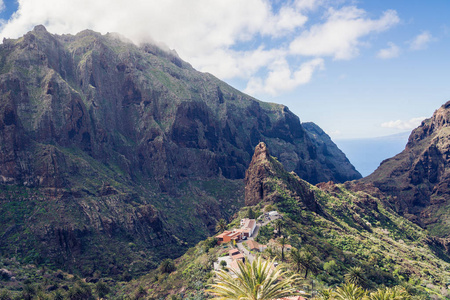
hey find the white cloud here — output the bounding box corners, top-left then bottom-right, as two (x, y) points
(0, 0), (399, 97)
(377, 42), (400, 59)
(289, 6), (399, 60)
(245, 58), (324, 96)
(0, 1), (4, 13)
(381, 117), (425, 130)
(409, 31), (433, 50)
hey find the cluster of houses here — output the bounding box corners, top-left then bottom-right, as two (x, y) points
(215, 218), (257, 244)
(212, 211), (306, 299)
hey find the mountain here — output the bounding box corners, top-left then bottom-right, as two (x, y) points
(0, 26), (360, 275)
(334, 132), (410, 177)
(302, 122), (362, 180)
(363, 101), (450, 237)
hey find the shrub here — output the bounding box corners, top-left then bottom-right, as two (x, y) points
(159, 259), (176, 274)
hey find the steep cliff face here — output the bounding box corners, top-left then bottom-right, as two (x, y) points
(363, 101), (450, 236)
(0, 26), (359, 274)
(302, 122), (361, 182)
(0, 25), (360, 187)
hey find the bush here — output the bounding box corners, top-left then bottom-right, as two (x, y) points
(159, 259), (176, 274)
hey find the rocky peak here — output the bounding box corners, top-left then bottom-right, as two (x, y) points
(33, 24), (49, 33)
(407, 101), (450, 149)
(363, 101), (450, 237)
(244, 142), (272, 206)
(244, 142), (320, 213)
(252, 142), (270, 163)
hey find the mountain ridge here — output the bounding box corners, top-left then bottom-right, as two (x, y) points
(363, 101), (450, 237)
(0, 26), (360, 275)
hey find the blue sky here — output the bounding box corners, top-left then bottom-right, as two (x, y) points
(0, 0), (449, 139)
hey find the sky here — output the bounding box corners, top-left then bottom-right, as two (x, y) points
(0, 0), (449, 139)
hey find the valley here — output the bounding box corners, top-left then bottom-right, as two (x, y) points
(0, 26), (449, 299)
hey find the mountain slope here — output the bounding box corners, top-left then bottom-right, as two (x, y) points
(363, 101), (450, 237)
(129, 142), (450, 298)
(0, 26), (359, 275)
(302, 122), (362, 180)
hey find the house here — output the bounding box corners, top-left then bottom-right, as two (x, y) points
(216, 218), (256, 244)
(229, 249), (240, 256)
(216, 230), (243, 245)
(239, 218), (257, 237)
(245, 240), (267, 252)
(268, 211), (279, 217)
(232, 252), (245, 262)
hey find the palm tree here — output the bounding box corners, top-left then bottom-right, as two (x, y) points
(333, 283), (366, 300)
(280, 236), (287, 261)
(273, 219), (283, 237)
(290, 248), (303, 273)
(290, 249), (318, 279)
(216, 218), (227, 233)
(159, 258), (176, 274)
(316, 288), (333, 300)
(368, 286), (410, 300)
(207, 257), (299, 300)
(345, 266), (368, 288)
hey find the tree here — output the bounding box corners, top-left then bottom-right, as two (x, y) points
(220, 260), (227, 269)
(67, 281), (94, 300)
(367, 286), (410, 300)
(290, 248), (303, 273)
(0, 290), (12, 300)
(280, 236), (287, 262)
(333, 283), (366, 300)
(96, 280), (110, 299)
(316, 288), (333, 300)
(134, 286), (147, 299)
(159, 258), (176, 274)
(273, 219), (284, 237)
(216, 218), (227, 233)
(52, 290), (65, 300)
(207, 257), (299, 300)
(21, 284), (36, 300)
(345, 266), (368, 288)
(248, 207), (256, 219)
(290, 249), (318, 279)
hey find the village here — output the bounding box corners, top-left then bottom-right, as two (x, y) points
(212, 211), (307, 300)
(214, 211), (306, 300)
(214, 211), (281, 269)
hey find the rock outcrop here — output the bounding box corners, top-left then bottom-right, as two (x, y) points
(363, 101), (450, 236)
(244, 142), (321, 214)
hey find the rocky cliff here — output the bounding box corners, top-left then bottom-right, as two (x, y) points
(0, 26), (359, 275)
(244, 142), (321, 214)
(363, 101), (450, 237)
(303, 122), (361, 182)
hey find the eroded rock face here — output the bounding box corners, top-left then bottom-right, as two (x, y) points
(244, 143), (271, 206)
(0, 26), (359, 188)
(244, 142), (321, 214)
(363, 101), (450, 236)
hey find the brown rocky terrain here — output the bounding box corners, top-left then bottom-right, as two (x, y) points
(0, 26), (360, 275)
(244, 142), (321, 214)
(363, 101), (450, 237)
